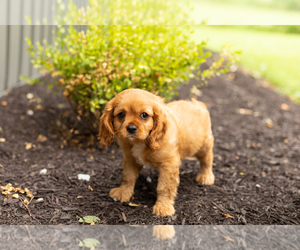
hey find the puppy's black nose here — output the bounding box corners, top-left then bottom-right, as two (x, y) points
(126, 125), (138, 134)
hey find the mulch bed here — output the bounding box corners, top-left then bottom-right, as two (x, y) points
(0, 64), (300, 225)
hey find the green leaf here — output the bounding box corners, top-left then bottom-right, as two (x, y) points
(99, 99), (106, 104)
(205, 51), (212, 58)
(77, 215), (101, 224)
(76, 215), (84, 223)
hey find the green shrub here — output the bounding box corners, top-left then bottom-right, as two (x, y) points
(26, 0), (236, 134)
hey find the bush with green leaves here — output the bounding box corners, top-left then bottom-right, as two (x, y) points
(26, 0), (236, 134)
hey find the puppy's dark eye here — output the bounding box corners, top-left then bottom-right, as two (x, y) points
(140, 112), (148, 120)
(118, 112), (125, 119)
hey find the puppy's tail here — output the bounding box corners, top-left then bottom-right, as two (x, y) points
(191, 98), (207, 109)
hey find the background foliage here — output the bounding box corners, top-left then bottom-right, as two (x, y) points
(26, 0), (236, 133)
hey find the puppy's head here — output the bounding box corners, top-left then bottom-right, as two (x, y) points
(98, 89), (168, 149)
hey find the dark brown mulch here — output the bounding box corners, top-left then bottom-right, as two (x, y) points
(0, 65), (300, 225)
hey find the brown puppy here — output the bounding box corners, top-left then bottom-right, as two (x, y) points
(99, 89), (214, 217)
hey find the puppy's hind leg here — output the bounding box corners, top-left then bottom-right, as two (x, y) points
(195, 136), (215, 185)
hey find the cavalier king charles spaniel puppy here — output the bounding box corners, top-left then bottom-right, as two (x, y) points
(99, 89), (214, 217)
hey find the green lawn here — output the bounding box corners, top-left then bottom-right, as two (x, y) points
(192, 26), (300, 102)
(190, 0), (300, 25)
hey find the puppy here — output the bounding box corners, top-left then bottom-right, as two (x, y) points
(99, 89), (214, 217)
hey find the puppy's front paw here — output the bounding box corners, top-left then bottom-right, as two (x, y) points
(153, 203), (175, 217)
(109, 187), (133, 203)
(196, 172), (215, 185)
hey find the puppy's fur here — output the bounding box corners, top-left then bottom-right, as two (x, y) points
(99, 89), (214, 217)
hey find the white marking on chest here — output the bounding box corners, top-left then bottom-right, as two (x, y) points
(131, 143), (146, 166)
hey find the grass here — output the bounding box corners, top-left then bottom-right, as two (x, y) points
(192, 26), (300, 102)
(196, 0), (300, 12)
(190, 0), (300, 25)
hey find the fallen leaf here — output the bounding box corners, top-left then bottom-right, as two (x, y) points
(2, 190), (11, 196)
(237, 108), (253, 115)
(263, 118), (273, 128)
(16, 188), (25, 194)
(220, 234), (235, 242)
(281, 103), (290, 111)
(1, 101), (7, 106)
(129, 202), (141, 207)
(0, 164), (3, 168)
(36, 134), (48, 142)
(76, 195), (83, 199)
(27, 110), (34, 116)
(1, 183), (11, 190)
(25, 142), (32, 150)
(88, 185), (94, 191)
(77, 215), (101, 224)
(26, 93), (34, 99)
(36, 104), (44, 110)
(6, 186), (14, 192)
(220, 212), (235, 219)
(12, 194), (19, 199)
(122, 212), (127, 222)
(26, 193), (34, 198)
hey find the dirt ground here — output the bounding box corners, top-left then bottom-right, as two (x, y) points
(0, 63), (299, 225)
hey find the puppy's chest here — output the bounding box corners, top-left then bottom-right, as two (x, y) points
(131, 144), (153, 167)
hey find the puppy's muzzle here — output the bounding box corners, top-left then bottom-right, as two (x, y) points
(126, 125), (138, 134)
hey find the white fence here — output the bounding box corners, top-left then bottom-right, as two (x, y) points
(0, 0), (87, 96)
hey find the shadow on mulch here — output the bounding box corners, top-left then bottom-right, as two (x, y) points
(0, 65), (300, 225)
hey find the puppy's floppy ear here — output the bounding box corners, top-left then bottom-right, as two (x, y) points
(148, 103), (168, 150)
(99, 99), (115, 146)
